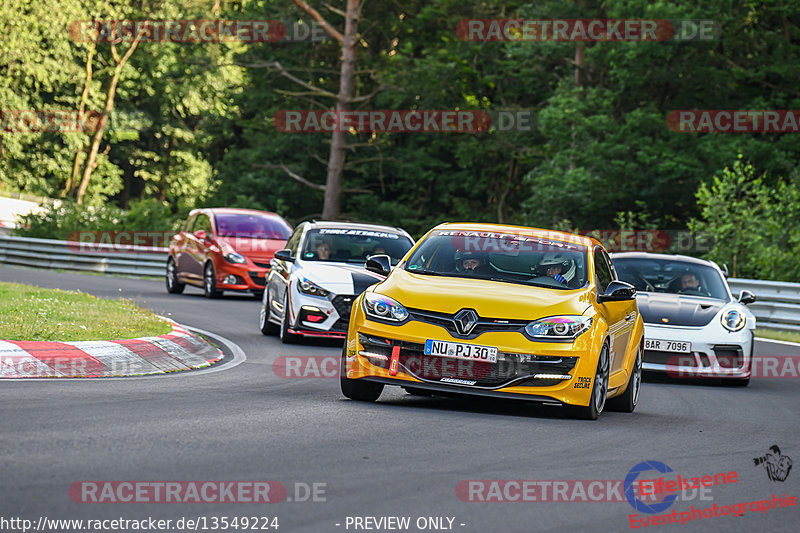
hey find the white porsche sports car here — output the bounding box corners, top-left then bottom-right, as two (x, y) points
(611, 252), (756, 385)
(259, 221), (414, 343)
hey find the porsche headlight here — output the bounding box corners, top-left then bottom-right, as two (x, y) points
(525, 316), (592, 340)
(721, 309), (746, 331)
(363, 293), (408, 322)
(298, 277), (330, 297)
(223, 252), (246, 264)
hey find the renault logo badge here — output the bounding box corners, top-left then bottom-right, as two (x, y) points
(453, 309), (479, 335)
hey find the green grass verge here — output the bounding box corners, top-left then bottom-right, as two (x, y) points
(0, 281), (172, 341)
(755, 328), (800, 344)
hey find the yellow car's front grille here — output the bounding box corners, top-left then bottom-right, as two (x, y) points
(358, 334), (577, 389)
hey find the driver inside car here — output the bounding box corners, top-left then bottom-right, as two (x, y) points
(678, 272), (702, 293)
(454, 250), (493, 276)
(532, 253), (576, 287)
(316, 241), (331, 261)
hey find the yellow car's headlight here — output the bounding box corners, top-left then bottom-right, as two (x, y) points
(525, 316), (592, 340)
(363, 293), (409, 322)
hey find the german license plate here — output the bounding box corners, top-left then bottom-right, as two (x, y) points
(645, 339), (691, 353)
(424, 339), (498, 363)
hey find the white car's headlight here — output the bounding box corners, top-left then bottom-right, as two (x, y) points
(525, 316), (592, 340)
(223, 252), (246, 264)
(298, 277), (330, 297)
(363, 293), (408, 322)
(721, 309), (746, 331)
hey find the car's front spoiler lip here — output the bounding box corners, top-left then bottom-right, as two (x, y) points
(356, 375), (566, 405)
(642, 362), (751, 378)
(289, 328), (347, 339)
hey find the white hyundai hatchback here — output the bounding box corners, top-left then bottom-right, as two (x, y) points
(259, 221), (414, 343)
(611, 252), (756, 386)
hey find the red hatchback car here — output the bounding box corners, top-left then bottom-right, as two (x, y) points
(166, 208), (293, 298)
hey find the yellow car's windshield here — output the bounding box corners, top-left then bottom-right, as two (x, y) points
(403, 230), (589, 289)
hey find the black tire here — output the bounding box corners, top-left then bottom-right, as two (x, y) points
(252, 290), (264, 300)
(259, 290), (279, 336)
(607, 343), (642, 413)
(279, 293), (298, 344)
(567, 342), (610, 420)
(340, 346), (384, 402)
(166, 257), (185, 294)
(203, 262), (222, 298)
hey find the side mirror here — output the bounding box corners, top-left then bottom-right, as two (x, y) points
(738, 290), (756, 305)
(598, 280), (637, 303)
(194, 229), (208, 241)
(273, 249), (294, 263)
(365, 254), (391, 276)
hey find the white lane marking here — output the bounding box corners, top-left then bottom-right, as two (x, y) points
(181, 326), (247, 375)
(755, 337), (800, 347)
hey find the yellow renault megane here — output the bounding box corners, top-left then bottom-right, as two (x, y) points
(340, 223), (645, 419)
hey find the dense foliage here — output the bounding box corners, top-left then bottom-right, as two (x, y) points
(2, 1), (799, 279)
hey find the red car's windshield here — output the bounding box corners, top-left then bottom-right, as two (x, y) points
(215, 213), (292, 240)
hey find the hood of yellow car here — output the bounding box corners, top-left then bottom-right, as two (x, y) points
(375, 268), (593, 320)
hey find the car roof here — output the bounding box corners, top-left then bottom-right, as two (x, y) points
(609, 251), (717, 267)
(197, 208), (284, 218)
(430, 222), (599, 248)
(303, 220), (410, 237)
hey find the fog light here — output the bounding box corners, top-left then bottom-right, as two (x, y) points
(223, 275), (238, 284)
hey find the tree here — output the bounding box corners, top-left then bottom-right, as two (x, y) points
(690, 156), (800, 281)
(74, 30), (142, 204)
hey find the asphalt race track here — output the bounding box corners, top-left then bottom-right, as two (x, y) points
(1, 266), (798, 533)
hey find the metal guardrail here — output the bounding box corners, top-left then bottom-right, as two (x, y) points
(1, 234), (798, 331)
(728, 278), (800, 332)
(0, 235), (167, 277)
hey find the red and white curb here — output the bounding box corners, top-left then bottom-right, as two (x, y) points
(0, 323), (223, 378)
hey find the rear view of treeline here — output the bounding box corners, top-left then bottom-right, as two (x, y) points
(2, 0), (800, 280)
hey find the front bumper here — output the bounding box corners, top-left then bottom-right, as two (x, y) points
(214, 260), (269, 292)
(287, 286), (356, 339)
(344, 308), (606, 407)
(641, 323), (754, 379)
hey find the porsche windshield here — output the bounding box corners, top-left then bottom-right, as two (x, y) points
(403, 231), (588, 289)
(301, 228), (413, 264)
(613, 257), (729, 300)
